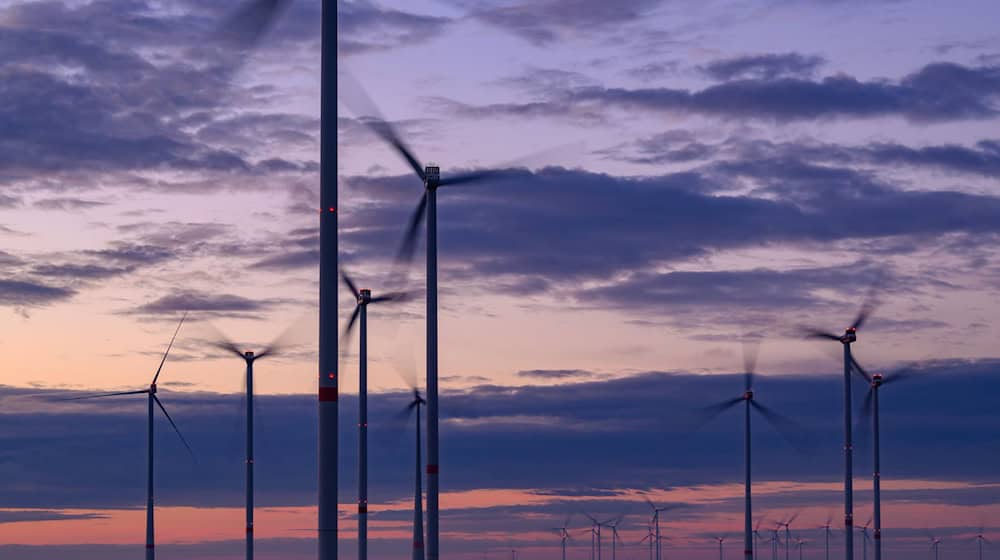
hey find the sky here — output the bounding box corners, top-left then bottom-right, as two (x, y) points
(0, 0), (999, 558)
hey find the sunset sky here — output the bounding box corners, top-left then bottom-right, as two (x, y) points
(1, 0), (999, 558)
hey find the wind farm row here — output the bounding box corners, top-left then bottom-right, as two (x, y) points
(9, 1), (993, 560)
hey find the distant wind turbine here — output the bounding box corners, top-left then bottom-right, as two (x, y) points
(602, 515), (627, 560)
(552, 515), (574, 560)
(855, 517), (872, 560)
(399, 389), (426, 560)
(698, 339), (801, 560)
(801, 286), (880, 560)
(778, 514), (801, 560)
(340, 73), (531, 560)
(853, 360), (919, 560)
(645, 499), (681, 560)
(584, 514), (604, 560)
(340, 269), (409, 560)
(794, 538), (807, 560)
(208, 320), (306, 560)
(639, 523), (656, 560)
(974, 527), (990, 560)
(820, 515), (835, 560)
(716, 536), (726, 560)
(66, 314), (192, 560)
(928, 534), (942, 560)
(753, 518), (766, 559)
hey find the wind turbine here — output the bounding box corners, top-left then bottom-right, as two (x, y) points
(340, 269), (409, 560)
(207, 320), (306, 560)
(216, 1), (339, 556)
(854, 518), (872, 560)
(716, 536), (726, 560)
(928, 535), (941, 560)
(645, 499), (681, 560)
(639, 523), (656, 560)
(801, 290), (879, 560)
(794, 538), (807, 560)
(553, 515), (574, 560)
(778, 514), (800, 560)
(974, 527), (990, 560)
(770, 529), (781, 560)
(584, 514), (604, 560)
(340, 76), (535, 560)
(698, 340), (801, 560)
(66, 314), (192, 560)
(602, 515), (627, 560)
(853, 361), (918, 560)
(753, 518), (766, 559)
(399, 389), (427, 560)
(820, 516), (835, 560)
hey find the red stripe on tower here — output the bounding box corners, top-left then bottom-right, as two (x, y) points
(427, 464), (439, 474)
(319, 387), (338, 402)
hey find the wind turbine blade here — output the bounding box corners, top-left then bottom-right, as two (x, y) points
(153, 395), (195, 460)
(62, 389), (149, 401)
(438, 168), (522, 188)
(800, 327), (841, 341)
(215, 0), (293, 49)
(883, 367), (918, 385)
(694, 397), (743, 429)
(338, 305), (362, 356)
(742, 335), (761, 391)
(751, 401), (804, 451)
(257, 314), (313, 359)
(339, 70), (426, 182)
(151, 312), (187, 385)
(851, 280), (882, 330)
(202, 322), (245, 358)
(370, 291), (410, 304)
(341, 269), (361, 299)
(850, 355), (873, 383)
(394, 192), (429, 268)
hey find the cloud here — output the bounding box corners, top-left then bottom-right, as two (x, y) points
(460, 0), (665, 45)
(0, 510), (108, 524)
(338, 0), (454, 54)
(0, 278), (76, 307)
(131, 290), (279, 315)
(443, 61), (1000, 123)
(516, 369), (597, 380)
(33, 198), (109, 211)
(700, 53), (826, 81)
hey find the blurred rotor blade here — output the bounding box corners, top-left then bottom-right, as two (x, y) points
(801, 327), (841, 341)
(257, 313), (314, 359)
(883, 367), (918, 386)
(742, 335), (761, 391)
(203, 322), (245, 358)
(152, 312), (187, 385)
(438, 168), (522, 188)
(394, 192), (429, 268)
(216, 0), (293, 49)
(370, 291), (410, 304)
(852, 280), (883, 330)
(153, 395), (195, 460)
(751, 401), (805, 452)
(341, 269), (361, 299)
(850, 355), (873, 383)
(693, 397), (743, 430)
(339, 70), (425, 181)
(62, 389), (149, 401)
(340, 305), (362, 344)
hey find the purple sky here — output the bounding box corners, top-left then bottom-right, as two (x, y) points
(1, 0), (999, 558)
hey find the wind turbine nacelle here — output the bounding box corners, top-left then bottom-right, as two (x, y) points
(424, 165), (441, 188)
(359, 288), (372, 304)
(843, 328), (857, 343)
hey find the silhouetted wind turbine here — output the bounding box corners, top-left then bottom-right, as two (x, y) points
(794, 538), (807, 560)
(216, 1), (339, 556)
(584, 514), (605, 560)
(340, 269), (409, 560)
(398, 389), (427, 560)
(928, 534), (942, 560)
(853, 361), (918, 560)
(753, 518), (766, 559)
(855, 518), (872, 560)
(974, 527), (989, 560)
(208, 320), (306, 560)
(778, 514), (800, 560)
(698, 340), (801, 560)
(639, 523), (656, 560)
(340, 75), (534, 560)
(821, 515), (835, 560)
(645, 499), (681, 560)
(553, 515), (574, 560)
(801, 288), (879, 560)
(602, 515), (627, 560)
(716, 536), (726, 560)
(67, 314), (192, 560)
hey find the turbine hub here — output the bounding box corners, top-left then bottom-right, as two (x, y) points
(424, 165), (441, 188)
(841, 327), (857, 344)
(743, 390), (754, 400)
(872, 373), (883, 386)
(150, 382), (157, 394)
(245, 350), (254, 359)
(359, 288), (372, 304)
